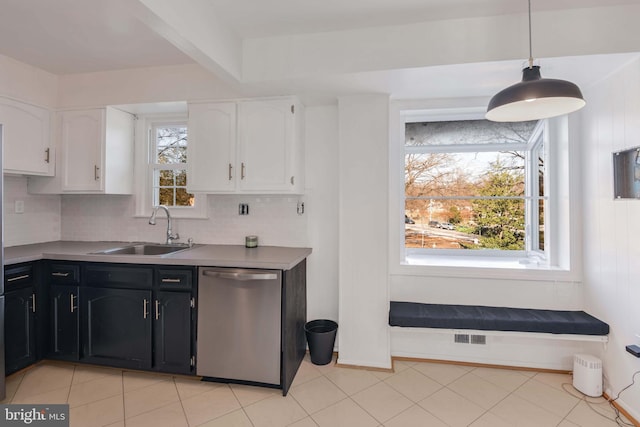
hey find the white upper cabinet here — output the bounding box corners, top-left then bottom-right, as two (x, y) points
(60, 109), (103, 191)
(237, 99), (300, 192)
(0, 97), (53, 176)
(187, 102), (237, 193)
(187, 97), (304, 194)
(28, 107), (134, 194)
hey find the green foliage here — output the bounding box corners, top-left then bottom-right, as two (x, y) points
(447, 206), (462, 224)
(472, 160), (525, 250)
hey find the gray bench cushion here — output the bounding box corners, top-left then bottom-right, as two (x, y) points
(389, 302), (609, 336)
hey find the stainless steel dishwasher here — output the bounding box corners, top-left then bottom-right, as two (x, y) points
(197, 267), (282, 385)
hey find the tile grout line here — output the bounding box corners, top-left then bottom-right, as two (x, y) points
(172, 376), (192, 427)
(120, 369), (126, 427)
(65, 365), (75, 419)
(6, 371), (26, 403)
(227, 384), (258, 427)
(467, 369), (561, 427)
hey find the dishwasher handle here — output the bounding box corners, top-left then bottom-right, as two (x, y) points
(202, 270), (278, 281)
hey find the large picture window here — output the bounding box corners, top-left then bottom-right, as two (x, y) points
(404, 118), (546, 257)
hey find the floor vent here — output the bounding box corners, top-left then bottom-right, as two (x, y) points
(454, 334), (487, 345)
(470, 334), (487, 345)
(454, 334), (469, 343)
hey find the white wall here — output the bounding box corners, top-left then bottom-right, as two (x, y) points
(337, 94), (391, 369)
(580, 56), (640, 421)
(304, 105), (340, 323)
(0, 54), (57, 108)
(57, 63), (243, 109)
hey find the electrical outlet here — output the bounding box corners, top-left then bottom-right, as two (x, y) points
(14, 200), (24, 214)
(239, 203), (249, 215)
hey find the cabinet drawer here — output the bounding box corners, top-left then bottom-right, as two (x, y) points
(157, 268), (193, 290)
(5, 264), (34, 290)
(85, 264), (153, 289)
(48, 263), (80, 285)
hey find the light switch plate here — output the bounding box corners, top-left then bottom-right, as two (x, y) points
(15, 200), (24, 214)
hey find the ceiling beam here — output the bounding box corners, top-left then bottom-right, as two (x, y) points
(131, 0), (243, 85)
(242, 4), (640, 83)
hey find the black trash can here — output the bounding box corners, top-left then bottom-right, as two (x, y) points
(304, 319), (338, 365)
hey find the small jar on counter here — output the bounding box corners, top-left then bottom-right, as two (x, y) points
(245, 235), (258, 248)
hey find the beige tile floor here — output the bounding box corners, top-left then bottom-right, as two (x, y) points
(1, 357), (633, 427)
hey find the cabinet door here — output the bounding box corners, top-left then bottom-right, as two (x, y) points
(82, 287), (152, 369)
(49, 285), (80, 361)
(60, 109), (104, 192)
(0, 98), (52, 176)
(154, 291), (193, 374)
(187, 103), (236, 192)
(238, 100), (295, 192)
(5, 287), (36, 375)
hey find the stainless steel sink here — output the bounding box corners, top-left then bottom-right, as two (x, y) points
(92, 244), (193, 256)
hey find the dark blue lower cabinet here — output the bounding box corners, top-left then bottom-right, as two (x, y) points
(154, 291), (194, 374)
(49, 285), (80, 361)
(5, 287), (36, 375)
(82, 287), (153, 370)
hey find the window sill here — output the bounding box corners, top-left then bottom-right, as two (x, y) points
(393, 251), (578, 282)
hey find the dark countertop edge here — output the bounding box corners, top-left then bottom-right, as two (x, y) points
(4, 242), (312, 271)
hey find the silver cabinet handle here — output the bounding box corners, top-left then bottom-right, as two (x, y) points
(143, 299), (148, 319)
(202, 270), (277, 281)
(70, 294), (77, 313)
(31, 293), (36, 313)
(228, 163), (233, 180)
(155, 300), (160, 320)
(7, 274), (30, 282)
(52, 272), (70, 277)
(94, 165), (100, 181)
(45, 147), (50, 163)
(161, 278), (181, 283)
(241, 162), (246, 180)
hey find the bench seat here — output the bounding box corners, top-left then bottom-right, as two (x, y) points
(389, 302), (609, 336)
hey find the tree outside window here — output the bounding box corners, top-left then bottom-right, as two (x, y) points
(404, 119), (542, 252)
(152, 123), (195, 207)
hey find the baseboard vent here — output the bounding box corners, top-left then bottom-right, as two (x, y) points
(470, 334), (486, 345)
(454, 334), (486, 345)
(454, 334), (469, 343)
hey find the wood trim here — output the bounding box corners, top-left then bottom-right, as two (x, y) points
(334, 360), (394, 373)
(392, 356), (572, 374)
(327, 353), (571, 374)
(603, 392), (640, 427)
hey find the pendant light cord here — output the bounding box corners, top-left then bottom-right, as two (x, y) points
(528, 0), (534, 68)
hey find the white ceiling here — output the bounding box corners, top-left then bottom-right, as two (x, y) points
(207, 0), (640, 38)
(0, 0), (191, 74)
(0, 0), (639, 102)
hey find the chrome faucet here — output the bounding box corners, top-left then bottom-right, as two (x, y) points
(149, 205), (179, 244)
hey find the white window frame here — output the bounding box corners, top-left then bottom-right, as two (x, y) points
(389, 103), (578, 281)
(134, 114), (207, 219)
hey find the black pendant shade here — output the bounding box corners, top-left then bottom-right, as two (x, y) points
(486, 65), (586, 122)
(486, 0), (586, 122)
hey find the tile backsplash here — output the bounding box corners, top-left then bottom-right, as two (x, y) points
(61, 193), (308, 247)
(4, 175), (308, 248)
(4, 175), (61, 246)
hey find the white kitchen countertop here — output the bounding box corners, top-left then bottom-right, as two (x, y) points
(5, 241), (312, 270)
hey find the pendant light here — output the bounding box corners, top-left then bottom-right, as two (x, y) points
(486, 0), (585, 122)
